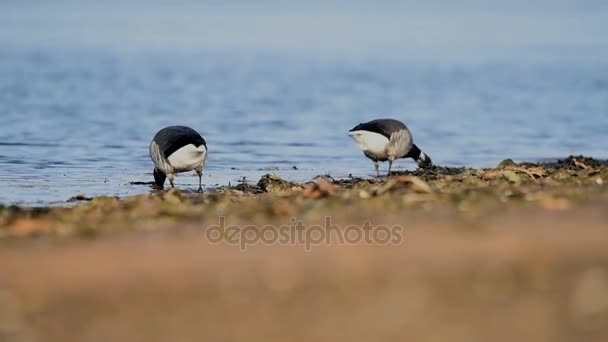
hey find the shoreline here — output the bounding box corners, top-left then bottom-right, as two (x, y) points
(1, 155), (607, 240)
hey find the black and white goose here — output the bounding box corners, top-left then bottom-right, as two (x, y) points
(149, 126), (208, 192)
(348, 118), (431, 177)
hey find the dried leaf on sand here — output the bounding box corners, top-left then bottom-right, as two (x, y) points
(374, 176), (432, 196)
(481, 166), (548, 180)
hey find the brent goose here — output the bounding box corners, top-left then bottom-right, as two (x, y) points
(149, 126), (207, 191)
(348, 118), (431, 177)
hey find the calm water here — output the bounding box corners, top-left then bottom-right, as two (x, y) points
(1, 2), (607, 205)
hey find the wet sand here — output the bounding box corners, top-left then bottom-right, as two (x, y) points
(1, 156), (608, 341)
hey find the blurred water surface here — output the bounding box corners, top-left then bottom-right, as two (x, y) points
(1, 1), (607, 205)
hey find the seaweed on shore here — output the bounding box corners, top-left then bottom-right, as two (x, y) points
(1, 156), (607, 239)
(526, 155), (608, 171)
(391, 165), (473, 181)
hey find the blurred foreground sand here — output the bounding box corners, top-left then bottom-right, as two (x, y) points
(1, 206), (608, 342)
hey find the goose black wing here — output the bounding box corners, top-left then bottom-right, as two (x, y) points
(349, 119), (407, 139)
(153, 126), (206, 158)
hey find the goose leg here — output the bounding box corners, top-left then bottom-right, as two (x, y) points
(195, 166), (203, 193)
(387, 160), (393, 177)
(167, 174), (175, 189)
(373, 161), (380, 178)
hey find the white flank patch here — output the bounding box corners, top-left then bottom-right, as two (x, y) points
(167, 144), (207, 173)
(348, 130), (389, 156)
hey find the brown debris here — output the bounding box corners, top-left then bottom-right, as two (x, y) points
(573, 158), (593, 171)
(397, 175), (433, 193)
(67, 194), (93, 202)
(481, 166), (548, 180)
(374, 176), (432, 196)
(507, 166), (548, 179)
(258, 174), (301, 193)
(303, 179), (336, 199)
(480, 170), (501, 181)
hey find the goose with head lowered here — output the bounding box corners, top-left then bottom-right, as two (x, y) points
(149, 125), (208, 192)
(348, 118), (431, 177)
